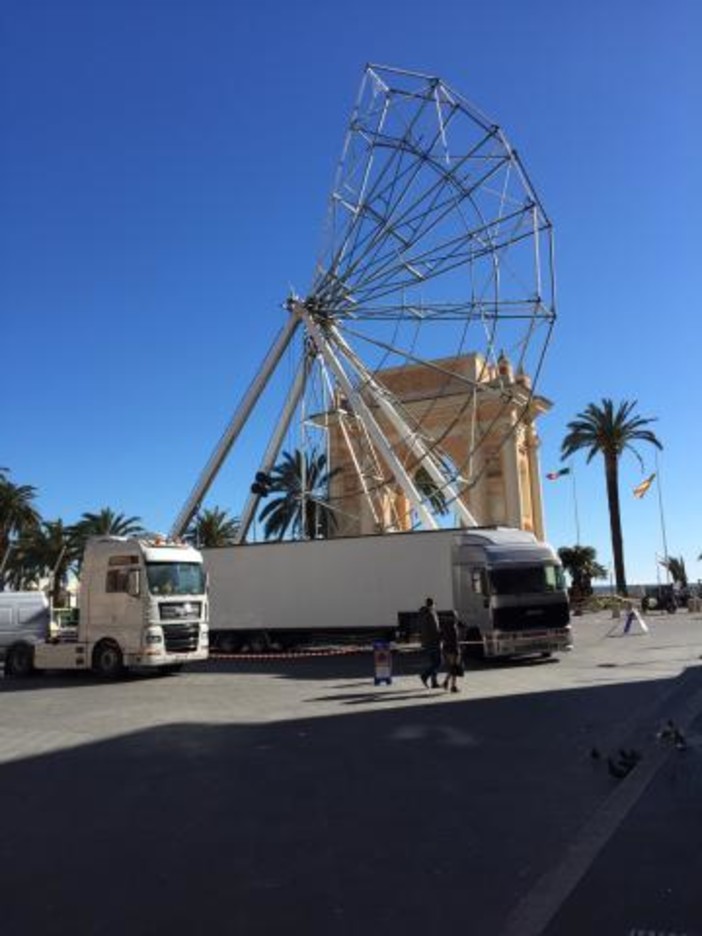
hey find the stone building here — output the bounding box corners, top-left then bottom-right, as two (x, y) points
(325, 352), (551, 538)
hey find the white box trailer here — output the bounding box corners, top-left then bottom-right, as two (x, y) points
(203, 527), (572, 658)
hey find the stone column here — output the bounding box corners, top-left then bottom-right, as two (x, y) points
(525, 423), (545, 540)
(501, 417), (523, 528)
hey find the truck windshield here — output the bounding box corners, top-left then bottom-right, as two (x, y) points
(490, 563), (565, 596)
(146, 563), (206, 596)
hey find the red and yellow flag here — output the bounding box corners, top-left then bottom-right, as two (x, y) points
(633, 473), (656, 499)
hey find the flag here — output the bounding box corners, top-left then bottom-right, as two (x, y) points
(633, 473), (656, 499)
(546, 467), (571, 481)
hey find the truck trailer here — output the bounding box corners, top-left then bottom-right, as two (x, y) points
(1, 535), (209, 677)
(204, 527), (572, 658)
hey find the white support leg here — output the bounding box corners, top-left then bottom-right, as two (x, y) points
(300, 309), (438, 530)
(330, 324), (479, 527)
(171, 312), (301, 538)
(235, 355), (309, 544)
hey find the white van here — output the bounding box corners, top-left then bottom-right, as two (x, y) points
(0, 592), (51, 672)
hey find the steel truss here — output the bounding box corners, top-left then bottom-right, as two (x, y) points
(172, 64), (555, 540)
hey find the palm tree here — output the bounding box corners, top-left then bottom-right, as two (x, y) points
(659, 555), (688, 588)
(8, 520), (81, 604)
(259, 449), (341, 541)
(414, 466), (449, 516)
(186, 507), (240, 548)
(0, 475), (42, 589)
(557, 545), (607, 599)
(561, 399), (662, 595)
(72, 508), (145, 556)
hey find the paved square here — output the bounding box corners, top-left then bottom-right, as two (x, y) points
(2, 609), (701, 935)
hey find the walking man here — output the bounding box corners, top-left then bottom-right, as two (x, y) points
(418, 597), (441, 688)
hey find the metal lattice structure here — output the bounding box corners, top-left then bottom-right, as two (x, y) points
(172, 64), (556, 542)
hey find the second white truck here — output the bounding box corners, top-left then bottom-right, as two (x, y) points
(204, 527), (571, 658)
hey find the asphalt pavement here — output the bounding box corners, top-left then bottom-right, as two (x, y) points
(1, 609), (702, 935)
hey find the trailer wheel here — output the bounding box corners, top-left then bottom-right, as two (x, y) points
(216, 632), (242, 655)
(4, 643), (35, 677)
(92, 640), (124, 679)
(247, 631), (271, 654)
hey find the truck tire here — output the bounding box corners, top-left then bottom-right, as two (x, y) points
(463, 627), (485, 661)
(4, 643), (35, 677)
(216, 632), (242, 654)
(247, 631), (271, 654)
(92, 640), (124, 679)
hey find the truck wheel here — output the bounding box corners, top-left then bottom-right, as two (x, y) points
(247, 631), (271, 654)
(92, 640), (124, 679)
(5, 643), (35, 677)
(216, 633), (242, 654)
(464, 628), (485, 661)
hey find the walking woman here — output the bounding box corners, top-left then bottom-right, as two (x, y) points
(418, 597), (441, 688)
(440, 612), (461, 693)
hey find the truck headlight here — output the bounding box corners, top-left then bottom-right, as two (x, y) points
(145, 629), (163, 645)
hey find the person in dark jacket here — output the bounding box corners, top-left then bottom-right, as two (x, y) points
(418, 597), (441, 688)
(440, 612), (461, 693)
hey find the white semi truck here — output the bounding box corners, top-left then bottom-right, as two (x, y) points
(1, 536), (209, 677)
(204, 527), (572, 658)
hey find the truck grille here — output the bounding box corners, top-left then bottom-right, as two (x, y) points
(159, 602), (202, 621)
(492, 603), (569, 632)
(162, 623), (200, 652)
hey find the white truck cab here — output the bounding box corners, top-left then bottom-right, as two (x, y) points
(4, 536), (209, 678)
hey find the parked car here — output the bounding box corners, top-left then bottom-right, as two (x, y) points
(641, 584), (679, 613)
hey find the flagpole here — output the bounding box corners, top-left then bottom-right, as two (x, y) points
(654, 449), (670, 584)
(570, 466), (581, 544)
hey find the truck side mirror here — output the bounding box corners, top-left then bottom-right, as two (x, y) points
(128, 569), (141, 598)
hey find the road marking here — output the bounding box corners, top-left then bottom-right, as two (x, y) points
(500, 680), (702, 936)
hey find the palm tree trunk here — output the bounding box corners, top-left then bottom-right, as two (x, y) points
(604, 453), (627, 595)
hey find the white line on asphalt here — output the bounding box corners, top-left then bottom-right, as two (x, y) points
(500, 680), (702, 936)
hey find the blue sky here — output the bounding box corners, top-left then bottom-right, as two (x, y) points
(2, 0), (700, 585)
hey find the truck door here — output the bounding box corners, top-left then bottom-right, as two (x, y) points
(453, 562), (491, 632)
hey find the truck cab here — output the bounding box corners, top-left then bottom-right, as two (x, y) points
(24, 536), (210, 677)
(453, 528), (571, 658)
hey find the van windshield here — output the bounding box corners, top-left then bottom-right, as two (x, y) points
(490, 563), (565, 596)
(146, 563), (206, 596)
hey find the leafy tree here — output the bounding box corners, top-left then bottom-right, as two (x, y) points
(0, 475), (42, 589)
(659, 555), (688, 588)
(557, 545), (607, 599)
(561, 399), (662, 595)
(259, 449), (340, 541)
(186, 507), (240, 548)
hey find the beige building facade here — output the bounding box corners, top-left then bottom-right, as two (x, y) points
(326, 353), (551, 539)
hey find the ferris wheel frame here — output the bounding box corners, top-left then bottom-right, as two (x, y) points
(171, 64), (556, 542)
